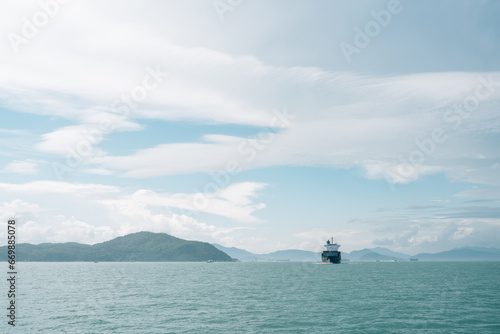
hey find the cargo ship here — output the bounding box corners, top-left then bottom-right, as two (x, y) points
(321, 238), (341, 264)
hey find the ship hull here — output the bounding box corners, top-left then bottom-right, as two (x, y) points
(321, 251), (341, 264)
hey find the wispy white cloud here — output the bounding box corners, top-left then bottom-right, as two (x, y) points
(0, 129), (28, 135)
(2, 159), (41, 174)
(1, 0), (499, 187)
(35, 109), (143, 156)
(102, 181), (267, 223)
(363, 161), (442, 184)
(455, 188), (500, 199)
(0, 199), (42, 220)
(93, 135), (244, 177)
(22, 216), (116, 245)
(81, 168), (115, 176)
(0, 181), (120, 195)
(0, 180), (267, 245)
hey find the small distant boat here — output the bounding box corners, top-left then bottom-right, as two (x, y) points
(410, 257), (418, 262)
(207, 260), (213, 263)
(94, 261), (98, 263)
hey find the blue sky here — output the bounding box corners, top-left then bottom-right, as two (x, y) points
(0, 0), (499, 254)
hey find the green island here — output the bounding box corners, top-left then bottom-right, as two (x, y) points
(2, 231), (235, 262)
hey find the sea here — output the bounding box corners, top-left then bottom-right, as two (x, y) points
(4, 261), (500, 333)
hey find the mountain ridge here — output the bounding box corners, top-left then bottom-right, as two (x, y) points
(1, 232), (234, 262)
(213, 244), (319, 262)
(214, 244), (500, 262)
(3, 232), (499, 262)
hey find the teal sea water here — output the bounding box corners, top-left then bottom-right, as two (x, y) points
(5, 261), (500, 333)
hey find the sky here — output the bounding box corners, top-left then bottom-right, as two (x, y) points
(0, 0), (499, 254)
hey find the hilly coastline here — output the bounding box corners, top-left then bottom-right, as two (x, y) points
(2, 232), (234, 262)
(214, 244), (500, 262)
(3, 232), (499, 262)
(213, 244), (319, 262)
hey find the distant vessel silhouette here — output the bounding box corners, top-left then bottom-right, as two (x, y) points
(321, 237), (341, 264)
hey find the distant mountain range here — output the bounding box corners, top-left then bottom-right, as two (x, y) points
(347, 247), (408, 261)
(213, 244), (319, 262)
(214, 244), (500, 262)
(1, 232), (234, 262)
(414, 247), (500, 261)
(3, 232), (499, 262)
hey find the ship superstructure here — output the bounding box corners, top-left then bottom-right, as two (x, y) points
(321, 237), (341, 264)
